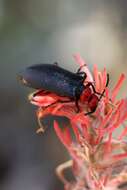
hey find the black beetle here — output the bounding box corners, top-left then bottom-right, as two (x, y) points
(18, 63), (109, 114)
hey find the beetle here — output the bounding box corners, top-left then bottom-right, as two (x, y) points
(18, 63), (109, 115)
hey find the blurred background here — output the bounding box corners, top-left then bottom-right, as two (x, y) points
(0, 0), (127, 189)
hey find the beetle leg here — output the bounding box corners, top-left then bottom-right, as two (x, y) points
(32, 89), (51, 97)
(77, 71), (87, 85)
(85, 82), (101, 96)
(84, 108), (97, 116)
(88, 73), (109, 95)
(98, 73), (109, 101)
(84, 74), (109, 97)
(36, 99), (73, 133)
(77, 71), (85, 76)
(77, 71), (87, 83)
(57, 98), (80, 113)
(75, 98), (80, 113)
(44, 99), (73, 110)
(84, 74), (110, 116)
(76, 64), (86, 73)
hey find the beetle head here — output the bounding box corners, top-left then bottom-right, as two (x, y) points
(18, 64), (43, 89)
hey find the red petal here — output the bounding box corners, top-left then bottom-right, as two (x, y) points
(118, 125), (127, 140)
(54, 121), (71, 147)
(104, 133), (112, 157)
(63, 127), (72, 146)
(102, 68), (107, 88)
(73, 53), (94, 82)
(112, 152), (127, 161)
(93, 64), (100, 92)
(81, 124), (90, 142)
(71, 122), (81, 143)
(31, 96), (57, 107)
(111, 73), (125, 102)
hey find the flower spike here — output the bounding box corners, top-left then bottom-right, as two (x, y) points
(27, 55), (127, 190)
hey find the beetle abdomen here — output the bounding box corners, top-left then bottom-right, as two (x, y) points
(19, 64), (84, 98)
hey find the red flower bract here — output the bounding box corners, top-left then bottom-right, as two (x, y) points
(28, 54), (127, 190)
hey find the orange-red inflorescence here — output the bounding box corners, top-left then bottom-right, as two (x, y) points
(29, 54), (127, 190)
